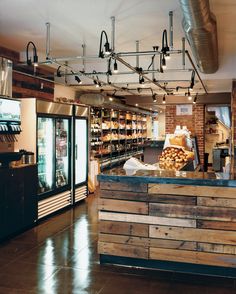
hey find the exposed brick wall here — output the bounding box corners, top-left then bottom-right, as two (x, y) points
(232, 80), (236, 157)
(165, 104), (205, 165)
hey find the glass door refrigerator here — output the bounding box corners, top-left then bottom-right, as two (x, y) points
(36, 100), (73, 219)
(73, 105), (89, 203)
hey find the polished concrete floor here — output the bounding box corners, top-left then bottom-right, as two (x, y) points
(0, 193), (236, 293)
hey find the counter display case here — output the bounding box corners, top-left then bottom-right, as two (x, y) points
(90, 108), (149, 170)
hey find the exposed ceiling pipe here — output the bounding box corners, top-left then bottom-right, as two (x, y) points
(111, 16), (115, 52)
(77, 93), (153, 115)
(136, 41), (140, 68)
(169, 11), (174, 50)
(182, 37), (186, 69)
(45, 22), (51, 60)
(179, 0), (218, 73)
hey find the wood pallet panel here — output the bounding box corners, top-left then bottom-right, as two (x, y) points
(198, 197), (236, 208)
(150, 225), (236, 245)
(150, 203), (236, 222)
(150, 247), (236, 267)
(149, 194), (196, 205)
(197, 220), (236, 231)
(99, 211), (196, 228)
(100, 182), (147, 193)
(98, 198), (148, 215)
(100, 189), (148, 201)
(98, 241), (148, 259)
(99, 233), (196, 251)
(99, 220), (149, 237)
(148, 184), (236, 198)
(197, 243), (236, 255)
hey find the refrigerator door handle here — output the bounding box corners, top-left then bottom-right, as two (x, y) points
(75, 144), (78, 160)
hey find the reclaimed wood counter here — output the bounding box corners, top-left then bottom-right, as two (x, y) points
(97, 167), (236, 277)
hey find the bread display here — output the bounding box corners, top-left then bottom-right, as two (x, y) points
(169, 135), (187, 148)
(160, 146), (194, 162)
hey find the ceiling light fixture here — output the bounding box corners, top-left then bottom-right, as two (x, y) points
(135, 103), (139, 107)
(56, 66), (62, 77)
(26, 41), (38, 67)
(71, 70), (82, 84)
(139, 75), (145, 84)
(109, 97), (113, 101)
(75, 75), (82, 84)
(187, 89), (192, 100)
(113, 60), (118, 73)
(161, 54), (167, 70)
(98, 30), (111, 58)
(193, 93), (198, 104)
(189, 70), (195, 91)
(162, 94), (166, 104)
(152, 94), (157, 103)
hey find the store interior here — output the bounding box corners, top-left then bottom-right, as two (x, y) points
(0, 0), (236, 292)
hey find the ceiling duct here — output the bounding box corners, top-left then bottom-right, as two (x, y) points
(77, 93), (152, 115)
(179, 0), (218, 74)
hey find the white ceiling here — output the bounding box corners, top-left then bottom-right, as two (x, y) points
(0, 0), (235, 103)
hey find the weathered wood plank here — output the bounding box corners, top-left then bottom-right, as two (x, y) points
(99, 233), (196, 251)
(99, 211), (196, 227)
(148, 184), (236, 198)
(101, 182), (147, 193)
(198, 197), (236, 208)
(150, 225), (236, 245)
(150, 203), (236, 222)
(197, 220), (236, 231)
(99, 220), (149, 237)
(98, 198), (148, 215)
(149, 194), (196, 205)
(197, 243), (236, 255)
(98, 241), (148, 259)
(150, 247), (236, 267)
(100, 189), (148, 201)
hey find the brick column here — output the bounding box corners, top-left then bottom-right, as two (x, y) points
(232, 80), (236, 157)
(165, 104), (205, 165)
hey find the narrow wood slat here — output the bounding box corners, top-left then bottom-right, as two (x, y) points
(149, 194), (196, 205)
(99, 211), (196, 228)
(98, 241), (148, 259)
(148, 184), (236, 198)
(197, 220), (236, 231)
(99, 233), (196, 251)
(100, 189), (148, 201)
(150, 247), (236, 267)
(150, 225), (236, 245)
(198, 243), (236, 255)
(99, 220), (149, 237)
(98, 198), (148, 215)
(150, 203), (236, 222)
(101, 182), (147, 193)
(198, 197), (236, 208)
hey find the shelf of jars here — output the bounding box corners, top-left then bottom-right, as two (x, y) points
(90, 107), (149, 170)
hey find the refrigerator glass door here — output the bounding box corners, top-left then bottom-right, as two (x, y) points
(75, 119), (87, 185)
(55, 118), (69, 188)
(37, 117), (54, 194)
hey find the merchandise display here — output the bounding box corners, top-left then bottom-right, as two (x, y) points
(90, 108), (149, 169)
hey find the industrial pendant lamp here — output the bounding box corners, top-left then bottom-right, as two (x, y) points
(113, 60), (118, 73)
(98, 30), (111, 58)
(162, 94), (166, 104)
(26, 41), (38, 67)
